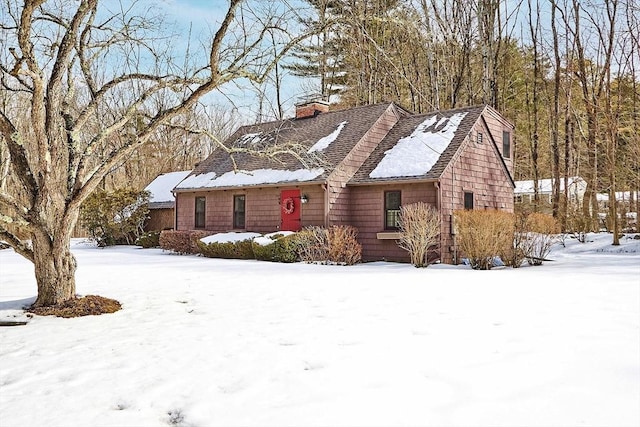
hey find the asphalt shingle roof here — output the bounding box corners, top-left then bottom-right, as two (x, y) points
(178, 103), (496, 190)
(350, 105), (486, 184)
(182, 103), (403, 189)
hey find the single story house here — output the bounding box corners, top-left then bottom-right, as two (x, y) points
(144, 170), (191, 232)
(597, 191), (639, 231)
(173, 101), (515, 264)
(514, 176), (587, 207)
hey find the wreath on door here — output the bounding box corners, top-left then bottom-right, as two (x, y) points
(282, 197), (295, 214)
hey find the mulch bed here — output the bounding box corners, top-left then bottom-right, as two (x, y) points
(27, 295), (122, 318)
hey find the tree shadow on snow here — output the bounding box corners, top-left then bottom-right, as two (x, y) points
(0, 297), (36, 325)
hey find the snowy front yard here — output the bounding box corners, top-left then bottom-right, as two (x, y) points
(1, 234), (639, 427)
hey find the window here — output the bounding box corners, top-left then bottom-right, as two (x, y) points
(464, 192), (474, 210)
(195, 197), (206, 228)
(503, 131), (511, 158)
(384, 191), (401, 230)
(477, 132), (483, 144)
(233, 195), (245, 229)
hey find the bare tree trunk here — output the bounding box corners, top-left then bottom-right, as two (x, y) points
(550, 0), (561, 219)
(1, 0), (316, 308)
(572, 0), (616, 231)
(528, 0), (541, 212)
(478, 0), (500, 108)
(562, 0), (575, 231)
(32, 229), (77, 306)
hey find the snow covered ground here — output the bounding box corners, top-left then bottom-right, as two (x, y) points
(1, 233), (639, 427)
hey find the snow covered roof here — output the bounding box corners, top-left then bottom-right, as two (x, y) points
(514, 177), (586, 195)
(368, 112), (467, 179)
(351, 105), (488, 183)
(596, 191), (640, 202)
(175, 103), (510, 191)
(144, 170), (191, 208)
(176, 103), (409, 190)
(176, 168), (325, 190)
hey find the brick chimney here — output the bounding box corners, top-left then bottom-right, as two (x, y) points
(295, 100), (329, 119)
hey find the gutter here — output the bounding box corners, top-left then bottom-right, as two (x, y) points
(172, 180), (322, 193)
(347, 177), (439, 187)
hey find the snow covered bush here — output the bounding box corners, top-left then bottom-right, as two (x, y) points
(80, 188), (150, 247)
(197, 238), (255, 259)
(135, 231), (160, 248)
(252, 232), (300, 263)
(159, 230), (211, 254)
(454, 210), (515, 270)
(397, 202), (440, 267)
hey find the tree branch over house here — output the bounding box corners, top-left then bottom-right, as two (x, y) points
(0, 0), (320, 308)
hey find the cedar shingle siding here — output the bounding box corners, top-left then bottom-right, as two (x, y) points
(174, 102), (514, 264)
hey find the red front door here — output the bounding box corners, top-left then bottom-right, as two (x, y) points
(280, 189), (301, 231)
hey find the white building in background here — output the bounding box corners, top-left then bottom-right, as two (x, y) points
(596, 191), (639, 209)
(514, 176), (587, 205)
(596, 191), (639, 229)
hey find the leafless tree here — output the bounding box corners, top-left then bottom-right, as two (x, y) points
(570, 0), (618, 230)
(397, 202), (440, 267)
(0, 0), (316, 307)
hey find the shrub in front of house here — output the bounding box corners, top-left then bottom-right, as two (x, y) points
(327, 225), (362, 265)
(80, 188), (150, 247)
(454, 209), (515, 270)
(252, 233), (300, 263)
(296, 225), (362, 265)
(397, 202), (440, 267)
(197, 239), (255, 259)
(135, 231), (161, 248)
(296, 226), (329, 263)
(159, 230), (211, 254)
(498, 212), (528, 268)
(522, 213), (560, 265)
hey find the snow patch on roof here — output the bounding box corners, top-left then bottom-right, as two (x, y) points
(144, 170), (191, 203)
(176, 168), (325, 189)
(308, 121), (348, 153)
(369, 112), (467, 179)
(237, 133), (264, 145)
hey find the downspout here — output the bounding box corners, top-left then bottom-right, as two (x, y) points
(452, 154), (457, 265)
(172, 191), (178, 230)
(435, 181), (443, 263)
(322, 182), (329, 227)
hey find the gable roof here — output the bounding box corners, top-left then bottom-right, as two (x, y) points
(175, 103), (407, 191)
(350, 105), (485, 184)
(174, 103), (513, 191)
(144, 170), (191, 209)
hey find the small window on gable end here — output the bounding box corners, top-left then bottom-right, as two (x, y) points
(195, 197), (206, 228)
(464, 192), (474, 210)
(384, 191), (401, 230)
(503, 131), (511, 158)
(477, 132), (483, 144)
(234, 195), (245, 229)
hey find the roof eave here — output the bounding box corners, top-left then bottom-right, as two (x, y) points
(348, 177), (439, 187)
(173, 179), (325, 193)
